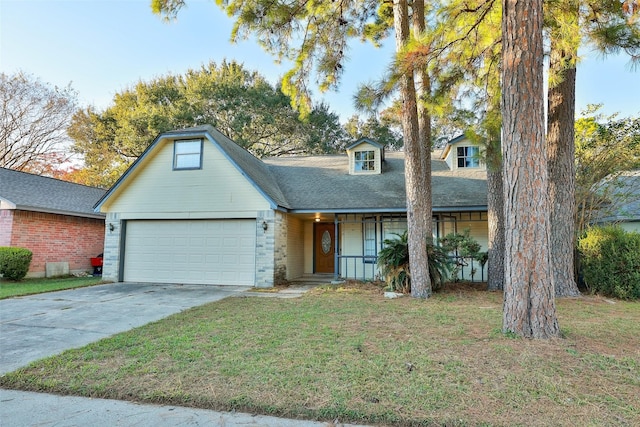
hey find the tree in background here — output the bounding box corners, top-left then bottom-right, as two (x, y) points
(344, 114), (403, 150)
(545, 0), (639, 297)
(575, 106), (640, 234)
(68, 61), (345, 187)
(501, 0), (559, 338)
(0, 72), (76, 174)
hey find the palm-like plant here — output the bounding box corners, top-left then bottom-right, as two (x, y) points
(377, 231), (453, 293)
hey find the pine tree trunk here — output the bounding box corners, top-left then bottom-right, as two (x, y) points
(501, 0), (560, 338)
(394, 0), (432, 298)
(547, 41), (580, 298)
(413, 0), (434, 241)
(486, 160), (504, 291)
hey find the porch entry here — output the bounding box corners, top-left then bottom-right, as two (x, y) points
(314, 222), (335, 273)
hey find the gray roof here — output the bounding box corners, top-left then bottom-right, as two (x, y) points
(593, 170), (640, 223)
(0, 167), (106, 218)
(98, 126), (487, 213)
(264, 151), (487, 212)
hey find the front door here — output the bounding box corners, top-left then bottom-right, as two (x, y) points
(314, 222), (335, 273)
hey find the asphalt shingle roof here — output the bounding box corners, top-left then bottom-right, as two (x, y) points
(99, 126), (487, 213)
(0, 168), (106, 218)
(594, 170), (640, 223)
(264, 151), (487, 212)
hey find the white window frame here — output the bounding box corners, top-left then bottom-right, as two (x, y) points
(173, 139), (203, 170)
(354, 150), (375, 172)
(457, 146), (480, 168)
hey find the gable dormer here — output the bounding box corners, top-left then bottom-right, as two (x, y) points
(441, 134), (485, 171)
(346, 138), (385, 175)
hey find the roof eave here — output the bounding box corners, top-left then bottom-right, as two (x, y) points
(15, 205), (105, 219)
(288, 205), (487, 214)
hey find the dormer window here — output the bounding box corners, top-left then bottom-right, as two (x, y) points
(174, 139), (203, 170)
(457, 146), (480, 168)
(355, 151), (375, 172)
(346, 138), (384, 175)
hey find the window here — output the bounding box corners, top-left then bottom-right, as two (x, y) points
(363, 219), (377, 262)
(354, 150), (375, 172)
(382, 217), (407, 245)
(174, 139), (203, 170)
(457, 146), (480, 168)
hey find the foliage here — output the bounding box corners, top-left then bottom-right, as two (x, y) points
(153, 1), (381, 117)
(0, 247), (33, 281)
(68, 61), (346, 187)
(377, 231), (452, 293)
(578, 226), (640, 300)
(343, 115), (403, 150)
(575, 106), (640, 234)
(0, 72), (77, 174)
(439, 228), (486, 281)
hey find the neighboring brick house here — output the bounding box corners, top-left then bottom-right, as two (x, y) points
(0, 168), (106, 278)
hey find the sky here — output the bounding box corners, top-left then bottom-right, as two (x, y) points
(1, 0), (639, 123)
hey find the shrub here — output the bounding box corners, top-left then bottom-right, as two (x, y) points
(377, 231), (452, 293)
(439, 228), (486, 282)
(578, 226), (640, 300)
(0, 247), (33, 281)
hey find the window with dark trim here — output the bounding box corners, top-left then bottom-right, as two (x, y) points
(457, 146), (480, 168)
(354, 150), (375, 171)
(174, 139), (203, 170)
(363, 218), (377, 263)
(381, 217), (407, 246)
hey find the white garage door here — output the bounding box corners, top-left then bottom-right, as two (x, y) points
(123, 220), (256, 286)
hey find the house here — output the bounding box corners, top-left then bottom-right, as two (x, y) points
(95, 125), (488, 287)
(0, 168), (107, 277)
(591, 170), (640, 233)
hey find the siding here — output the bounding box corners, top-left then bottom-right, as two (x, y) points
(102, 138), (270, 217)
(285, 215), (305, 279)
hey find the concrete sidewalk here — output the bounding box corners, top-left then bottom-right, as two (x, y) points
(1, 282), (365, 427)
(0, 389), (353, 427)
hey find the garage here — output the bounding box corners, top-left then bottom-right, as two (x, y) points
(123, 219), (256, 286)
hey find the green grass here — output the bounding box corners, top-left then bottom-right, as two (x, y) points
(0, 276), (106, 299)
(1, 283), (638, 426)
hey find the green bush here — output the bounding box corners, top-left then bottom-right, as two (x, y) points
(377, 231), (452, 293)
(578, 226), (640, 300)
(0, 247), (33, 281)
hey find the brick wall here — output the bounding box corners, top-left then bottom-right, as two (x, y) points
(8, 210), (105, 276)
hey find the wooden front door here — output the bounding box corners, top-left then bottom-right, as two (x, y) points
(314, 222), (335, 273)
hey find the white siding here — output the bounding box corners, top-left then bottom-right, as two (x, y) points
(102, 137), (270, 217)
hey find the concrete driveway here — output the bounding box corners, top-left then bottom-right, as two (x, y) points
(0, 282), (248, 375)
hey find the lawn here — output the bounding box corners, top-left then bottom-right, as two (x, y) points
(1, 282), (638, 426)
(0, 276), (106, 299)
